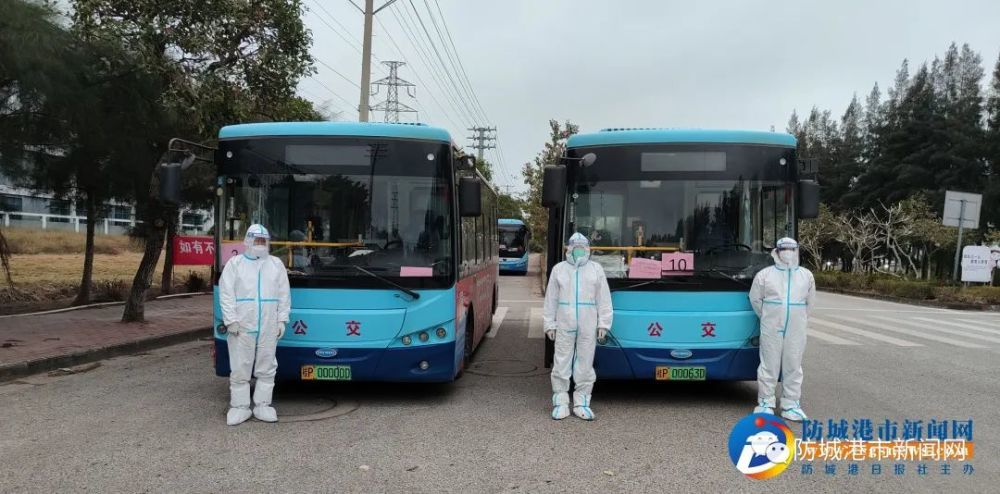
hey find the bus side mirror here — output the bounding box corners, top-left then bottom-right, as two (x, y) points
(159, 162), (183, 206)
(542, 165), (566, 208)
(459, 177), (482, 217)
(798, 180), (820, 219)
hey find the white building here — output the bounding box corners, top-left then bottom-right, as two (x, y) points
(0, 173), (211, 235)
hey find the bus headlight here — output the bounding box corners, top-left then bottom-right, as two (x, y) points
(435, 327), (447, 338)
(402, 335), (413, 346)
(419, 360), (430, 370)
(418, 331), (430, 343)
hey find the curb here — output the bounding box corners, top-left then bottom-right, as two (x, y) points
(0, 292), (211, 319)
(819, 287), (1000, 312)
(0, 326), (212, 383)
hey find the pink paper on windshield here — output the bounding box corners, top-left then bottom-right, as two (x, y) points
(662, 252), (694, 276)
(400, 266), (434, 277)
(221, 242), (245, 265)
(628, 257), (662, 279)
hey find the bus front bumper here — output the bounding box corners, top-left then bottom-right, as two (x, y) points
(499, 256), (529, 272)
(594, 346), (759, 381)
(214, 339), (459, 383)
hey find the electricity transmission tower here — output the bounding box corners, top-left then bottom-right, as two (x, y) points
(370, 61), (417, 123)
(467, 126), (496, 161)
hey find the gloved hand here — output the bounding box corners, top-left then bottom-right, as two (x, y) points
(545, 329), (556, 341)
(277, 322), (287, 339)
(226, 323), (242, 336)
(597, 327), (608, 343)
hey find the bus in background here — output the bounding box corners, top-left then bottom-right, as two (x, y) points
(163, 122), (499, 382)
(498, 218), (530, 275)
(540, 128), (819, 382)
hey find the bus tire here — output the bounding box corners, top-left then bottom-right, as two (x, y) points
(492, 284), (498, 315)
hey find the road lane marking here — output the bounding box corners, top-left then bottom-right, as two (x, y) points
(528, 308), (545, 339)
(807, 329), (861, 345)
(865, 315), (1000, 346)
(810, 317), (923, 347)
(487, 307), (509, 338)
(915, 317), (1000, 336)
(826, 314), (985, 349)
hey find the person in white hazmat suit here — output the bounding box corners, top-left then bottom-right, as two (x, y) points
(543, 232), (613, 421)
(219, 224), (291, 426)
(748, 237), (816, 422)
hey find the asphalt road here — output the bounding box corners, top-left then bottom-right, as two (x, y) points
(1, 262), (998, 493)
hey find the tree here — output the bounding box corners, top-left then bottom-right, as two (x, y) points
(71, 0), (316, 322)
(473, 157), (493, 183)
(497, 193), (524, 220)
(0, 224), (10, 289)
(522, 120), (578, 252)
(829, 95), (864, 211)
(982, 52), (1000, 230)
(0, 0), (119, 303)
(797, 203), (836, 269)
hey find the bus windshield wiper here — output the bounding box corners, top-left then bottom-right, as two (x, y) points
(352, 265), (420, 300)
(611, 279), (699, 292)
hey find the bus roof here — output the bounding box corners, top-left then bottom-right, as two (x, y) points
(567, 128), (797, 148)
(218, 121), (452, 143)
(498, 218), (526, 226)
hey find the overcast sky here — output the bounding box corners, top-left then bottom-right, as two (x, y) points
(298, 0), (1000, 192)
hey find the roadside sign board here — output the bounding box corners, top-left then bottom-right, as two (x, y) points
(961, 245), (993, 283)
(943, 191), (981, 229)
(173, 235), (214, 266)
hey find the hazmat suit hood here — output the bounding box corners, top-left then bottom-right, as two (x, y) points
(244, 224), (271, 260)
(564, 232), (591, 266)
(771, 237), (800, 269)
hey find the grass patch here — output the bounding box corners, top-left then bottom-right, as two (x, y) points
(1, 252), (211, 306)
(5, 228), (142, 255)
(815, 271), (1000, 306)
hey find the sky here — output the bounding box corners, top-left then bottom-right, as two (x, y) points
(298, 0), (1000, 193)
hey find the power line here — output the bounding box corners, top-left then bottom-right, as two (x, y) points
(306, 1), (363, 55)
(306, 75), (357, 113)
(424, 0), (488, 124)
(401, 0), (480, 126)
(374, 16), (462, 130)
(389, 4), (477, 126)
(315, 56), (361, 89)
(412, 0), (516, 186)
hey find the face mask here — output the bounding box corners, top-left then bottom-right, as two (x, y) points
(571, 247), (587, 262)
(250, 245), (269, 259)
(778, 250), (796, 264)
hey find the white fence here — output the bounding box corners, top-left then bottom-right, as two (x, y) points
(1, 211), (207, 235)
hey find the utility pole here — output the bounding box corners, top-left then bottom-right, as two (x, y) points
(370, 61), (417, 122)
(467, 126), (496, 161)
(355, 0), (398, 122)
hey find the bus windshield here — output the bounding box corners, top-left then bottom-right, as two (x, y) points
(498, 224), (528, 258)
(218, 137), (454, 287)
(565, 143), (796, 283)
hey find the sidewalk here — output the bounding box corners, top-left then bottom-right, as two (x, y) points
(0, 295), (212, 382)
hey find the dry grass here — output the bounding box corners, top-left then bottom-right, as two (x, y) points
(5, 228), (144, 255)
(2, 252), (211, 306)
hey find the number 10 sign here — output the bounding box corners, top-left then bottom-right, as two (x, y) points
(662, 252), (694, 276)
